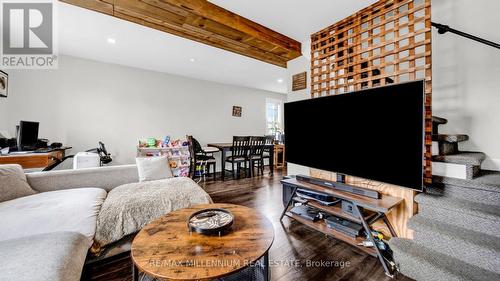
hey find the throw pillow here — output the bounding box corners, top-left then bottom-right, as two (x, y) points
(135, 156), (173, 182)
(0, 164), (37, 203)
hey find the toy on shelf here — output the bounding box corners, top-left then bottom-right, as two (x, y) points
(147, 138), (156, 147)
(163, 136), (171, 147)
(137, 136), (191, 177)
(169, 139), (181, 147)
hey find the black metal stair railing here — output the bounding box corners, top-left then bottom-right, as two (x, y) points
(432, 22), (500, 49)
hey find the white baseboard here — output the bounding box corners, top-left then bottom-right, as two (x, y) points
(432, 162), (467, 179)
(482, 158), (500, 171)
(432, 141), (439, 156)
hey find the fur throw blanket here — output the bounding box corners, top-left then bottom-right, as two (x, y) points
(92, 177), (212, 254)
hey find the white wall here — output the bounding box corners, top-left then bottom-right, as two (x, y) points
(285, 54), (312, 176)
(285, 0), (500, 173)
(0, 55), (286, 166)
(432, 0), (500, 170)
(286, 56), (310, 103)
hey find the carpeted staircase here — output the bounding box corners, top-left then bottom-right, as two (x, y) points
(389, 116), (500, 281)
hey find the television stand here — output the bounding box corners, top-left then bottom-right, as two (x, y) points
(280, 177), (403, 277)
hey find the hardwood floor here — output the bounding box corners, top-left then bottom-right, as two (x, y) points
(200, 169), (412, 281)
(84, 169), (413, 281)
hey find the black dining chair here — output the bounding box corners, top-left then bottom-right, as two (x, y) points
(248, 136), (266, 177)
(262, 135), (275, 171)
(187, 135), (216, 181)
(225, 136), (250, 179)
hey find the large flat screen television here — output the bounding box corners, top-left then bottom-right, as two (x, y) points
(284, 80), (424, 191)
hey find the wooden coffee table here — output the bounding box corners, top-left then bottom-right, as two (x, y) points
(131, 203), (274, 281)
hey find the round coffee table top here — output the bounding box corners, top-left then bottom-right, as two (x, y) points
(131, 203), (274, 281)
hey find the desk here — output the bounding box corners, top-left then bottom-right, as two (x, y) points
(0, 148), (71, 169)
(207, 143), (274, 181)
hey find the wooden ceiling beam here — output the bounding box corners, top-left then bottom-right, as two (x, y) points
(61, 0), (302, 67)
(161, 0), (301, 53)
(62, 0), (113, 15)
(112, 8), (289, 67)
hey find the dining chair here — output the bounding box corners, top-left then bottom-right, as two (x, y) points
(248, 136), (266, 177)
(225, 136), (250, 179)
(262, 135), (275, 171)
(187, 135), (216, 181)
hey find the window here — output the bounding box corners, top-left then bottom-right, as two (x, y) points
(266, 99), (282, 135)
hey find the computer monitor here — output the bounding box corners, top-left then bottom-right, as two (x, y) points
(18, 121), (39, 151)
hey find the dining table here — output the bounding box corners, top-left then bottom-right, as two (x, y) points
(207, 143), (274, 181)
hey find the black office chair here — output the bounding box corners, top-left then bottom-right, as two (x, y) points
(248, 136), (266, 177)
(225, 136), (250, 179)
(187, 135), (216, 181)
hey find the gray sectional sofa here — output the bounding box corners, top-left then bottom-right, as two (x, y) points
(0, 164), (211, 281)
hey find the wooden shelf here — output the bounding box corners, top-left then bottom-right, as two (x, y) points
(285, 212), (376, 257)
(282, 178), (403, 213)
(299, 199), (376, 224)
(171, 164), (190, 170)
(137, 146), (191, 177)
(281, 176), (402, 276)
(167, 155), (190, 159)
(137, 146), (188, 151)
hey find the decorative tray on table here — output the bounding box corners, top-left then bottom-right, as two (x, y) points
(188, 208), (234, 236)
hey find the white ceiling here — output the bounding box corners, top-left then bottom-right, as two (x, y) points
(59, 1), (376, 94)
(210, 0), (376, 44)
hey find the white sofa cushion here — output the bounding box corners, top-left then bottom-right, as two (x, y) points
(0, 188), (107, 246)
(0, 232), (89, 281)
(136, 156), (173, 182)
(0, 164), (37, 203)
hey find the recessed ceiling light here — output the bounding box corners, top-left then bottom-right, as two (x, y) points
(277, 78), (284, 83)
(189, 58), (196, 62)
(107, 38), (116, 44)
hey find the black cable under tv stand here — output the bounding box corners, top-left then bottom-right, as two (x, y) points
(280, 175), (404, 277)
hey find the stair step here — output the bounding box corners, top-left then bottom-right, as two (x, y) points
(427, 184), (500, 206)
(390, 238), (500, 281)
(432, 116), (448, 125)
(432, 161), (481, 180)
(433, 151), (486, 166)
(437, 141), (458, 155)
(415, 194), (500, 238)
(433, 170), (500, 191)
(408, 215), (500, 274)
(432, 134), (469, 143)
(432, 116), (448, 135)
